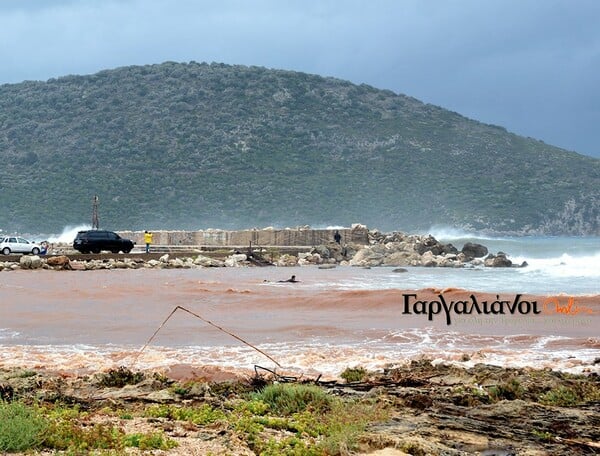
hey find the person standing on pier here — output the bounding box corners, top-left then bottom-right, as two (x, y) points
(144, 230), (153, 253)
(334, 230), (342, 244)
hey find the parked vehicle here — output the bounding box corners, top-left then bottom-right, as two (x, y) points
(72, 230), (134, 254)
(0, 236), (42, 255)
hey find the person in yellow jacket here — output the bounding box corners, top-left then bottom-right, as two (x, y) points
(144, 230), (153, 253)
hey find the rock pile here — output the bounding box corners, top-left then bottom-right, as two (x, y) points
(344, 231), (512, 268)
(0, 254), (227, 272)
(0, 230), (524, 271)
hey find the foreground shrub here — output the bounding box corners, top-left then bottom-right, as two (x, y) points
(252, 383), (333, 415)
(0, 401), (48, 452)
(340, 366), (368, 383)
(97, 367), (144, 387)
(238, 384), (389, 455)
(539, 386), (580, 406)
(44, 420), (124, 451)
(488, 378), (525, 401)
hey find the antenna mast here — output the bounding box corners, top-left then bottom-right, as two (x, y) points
(92, 195), (99, 230)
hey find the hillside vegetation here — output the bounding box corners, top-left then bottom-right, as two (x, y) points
(1, 61), (598, 235)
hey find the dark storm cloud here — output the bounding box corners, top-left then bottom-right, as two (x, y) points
(1, 0), (598, 157)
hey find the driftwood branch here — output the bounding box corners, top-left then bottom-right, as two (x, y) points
(132, 305), (282, 368)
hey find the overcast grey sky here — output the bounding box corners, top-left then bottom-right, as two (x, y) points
(1, 0), (599, 158)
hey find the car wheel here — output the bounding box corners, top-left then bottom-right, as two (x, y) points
(32, 247), (40, 255)
(92, 248), (101, 254)
(124, 249), (132, 254)
(1, 247), (10, 255)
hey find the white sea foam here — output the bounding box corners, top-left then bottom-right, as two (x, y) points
(516, 251), (600, 278)
(2, 331), (597, 377)
(0, 328), (19, 340)
(47, 224), (91, 243)
(426, 225), (507, 242)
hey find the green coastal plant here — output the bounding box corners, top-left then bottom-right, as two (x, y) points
(488, 378), (525, 401)
(539, 386), (580, 406)
(96, 367), (145, 388)
(252, 383), (333, 415)
(532, 429), (554, 442)
(340, 366), (368, 383)
(231, 383), (389, 455)
(0, 401), (48, 452)
(0, 380), (390, 455)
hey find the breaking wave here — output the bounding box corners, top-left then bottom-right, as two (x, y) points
(47, 224), (91, 243)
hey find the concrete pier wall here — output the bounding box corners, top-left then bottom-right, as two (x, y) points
(118, 226), (369, 247)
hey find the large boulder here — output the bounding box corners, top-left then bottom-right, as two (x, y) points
(277, 254), (298, 267)
(46, 255), (71, 269)
(193, 255), (225, 267)
(225, 254), (247, 267)
(415, 235), (443, 255)
(382, 251), (416, 266)
(312, 245), (330, 259)
(484, 252), (513, 267)
(461, 242), (489, 259)
(168, 258), (186, 268)
(414, 235), (457, 256)
(349, 247), (384, 267)
(420, 251), (438, 267)
(19, 255), (32, 269)
(441, 243), (459, 255)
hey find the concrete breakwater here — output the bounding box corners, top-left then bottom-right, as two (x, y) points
(117, 225), (369, 247)
(1, 224), (523, 271)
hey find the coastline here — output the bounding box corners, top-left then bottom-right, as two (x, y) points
(1, 361), (599, 455)
(1, 253), (599, 453)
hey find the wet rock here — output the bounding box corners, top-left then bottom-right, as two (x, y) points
(312, 244), (330, 259)
(461, 242), (489, 259)
(485, 252), (513, 267)
(415, 235), (445, 256)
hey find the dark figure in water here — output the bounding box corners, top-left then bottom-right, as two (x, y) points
(278, 275), (299, 283)
(334, 230), (342, 244)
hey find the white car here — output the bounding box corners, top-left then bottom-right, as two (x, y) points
(0, 236), (42, 255)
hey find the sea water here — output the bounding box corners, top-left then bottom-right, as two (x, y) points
(0, 232), (598, 377)
(40, 225), (600, 295)
(305, 233), (600, 295)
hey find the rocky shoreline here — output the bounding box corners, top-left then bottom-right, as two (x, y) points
(1, 229), (524, 271)
(1, 362), (598, 455)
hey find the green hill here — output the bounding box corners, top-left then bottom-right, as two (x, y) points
(1, 61), (598, 235)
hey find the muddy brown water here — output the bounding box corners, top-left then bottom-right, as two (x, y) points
(1, 267), (598, 378)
